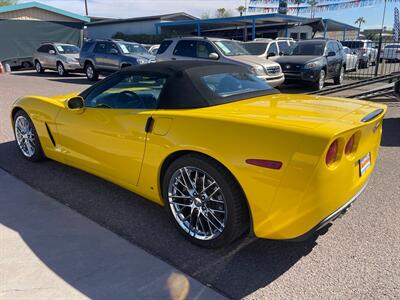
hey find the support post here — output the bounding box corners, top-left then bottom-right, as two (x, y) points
(155, 24), (159, 35)
(197, 23), (201, 36)
(323, 19), (327, 38)
(252, 18), (256, 40)
(342, 27), (346, 41)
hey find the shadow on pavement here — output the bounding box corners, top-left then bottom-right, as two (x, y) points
(381, 117), (400, 147)
(0, 140), (318, 299)
(47, 78), (93, 85)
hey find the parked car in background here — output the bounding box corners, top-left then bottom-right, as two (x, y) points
(148, 44), (160, 56)
(381, 44), (400, 62)
(343, 46), (359, 71)
(275, 39), (345, 90)
(33, 43), (81, 76)
(156, 37), (284, 87)
(79, 39), (156, 80)
(243, 38), (295, 60)
(341, 40), (378, 68)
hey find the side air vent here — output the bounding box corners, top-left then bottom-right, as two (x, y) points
(45, 123), (56, 146)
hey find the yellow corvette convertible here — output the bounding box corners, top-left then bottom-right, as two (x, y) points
(11, 61), (386, 248)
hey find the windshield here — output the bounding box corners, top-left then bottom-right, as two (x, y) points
(385, 44), (400, 49)
(288, 42), (325, 56)
(242, 43), (268, 55)
(56, 45), (80, 54)
(214, 40), (249, 56)
(341, 41), (364, 48)
(117, 42), (148, 54)
(201, 72), (273, 98)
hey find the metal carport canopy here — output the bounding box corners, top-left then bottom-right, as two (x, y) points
(155, 13), (314, 39)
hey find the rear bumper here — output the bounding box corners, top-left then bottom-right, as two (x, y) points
(288, 181), (368, 241)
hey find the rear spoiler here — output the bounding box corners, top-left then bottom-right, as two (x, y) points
(361, 109), (384, 123)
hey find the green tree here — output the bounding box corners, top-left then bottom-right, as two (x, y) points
(237, 5), (246, 16)
(0, 0), (18, 6)
(215, 8), (232, 18)
(294, 0), (305, 16)
(355, 17), (366, 32)
(307, 0), (318, 18)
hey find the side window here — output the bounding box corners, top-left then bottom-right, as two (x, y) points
(157, 40), (172, 54)
(48, 45), (56, 52)
(267, 42), (278, 55)
(84, 73), (167, 109)
(94, 42), (106, 54)
(326, 42), (335, 54)
(106, 42), (119, 54)
(277, 41), (289, 54)
(37, 45), (49, 53)
(343, 47), (350, 54)
(173, 40), (196, 57)
(81, 41), (94, 52)
(196, 41), (216, 59)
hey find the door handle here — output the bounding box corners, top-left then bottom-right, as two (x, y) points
(145, 116), (154, 133)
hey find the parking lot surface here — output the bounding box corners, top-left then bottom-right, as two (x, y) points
(1, 71), (399, 299)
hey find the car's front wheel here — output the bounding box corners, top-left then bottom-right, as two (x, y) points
(334, 66), (344, 85)
(57, 62), (67, 76)
(85, 62), (99, 81)
(35, 61), (44, 73)
(312, 69), (325, 91)
(13, 110), (45, 162)
(162, 154), (249, 248)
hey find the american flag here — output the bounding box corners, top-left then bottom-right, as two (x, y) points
(394, 7), (400, 42)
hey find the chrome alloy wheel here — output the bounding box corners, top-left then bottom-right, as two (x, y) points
(339, 67), (344, 83)
(35, 61), (41, 73)
(168, 167), (227, 240)
(318, 70), (325, 90)
(86, 65), (94, 79)
(15, 116), (36, 158)
(57, 63), (65, 76)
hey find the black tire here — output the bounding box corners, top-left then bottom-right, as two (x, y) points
(312, 69), (325, 91)
(333, 66), (344, 85)
(13, 110), (45, 162)
(57, 62), (68, 76)
(85, 62), (99, 81)
(35, 60), (44, 73)
(162, 153), (249, 248)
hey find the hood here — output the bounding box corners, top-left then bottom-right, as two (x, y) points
(228, 55), (279, 67)
(275, 55), (322, 65)
(124, 53), (155, 61)
(197, 93), (385, 132)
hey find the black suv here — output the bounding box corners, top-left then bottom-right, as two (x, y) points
(275, 39), (345, 90)
(79, 39), (155, 80)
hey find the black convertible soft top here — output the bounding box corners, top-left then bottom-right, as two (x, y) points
(80, 61), (278, 109)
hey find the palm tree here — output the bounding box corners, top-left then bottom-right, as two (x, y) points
(307, 0), (318, 18)
(237, 5), (246, 16)
(0, 0), (18, 6)
(216, 8), (226, 18)
(294, 0), (305, 16)
(355, 16), (366, 37)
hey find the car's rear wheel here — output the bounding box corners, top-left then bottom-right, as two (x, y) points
(35, 61), (44, 73)
(57, 62), (67, 76)
(13, 110), (45, 162)
(162, 154), (249, 248)
(85, 62), (99, 81)
(334, 66), (344, 85)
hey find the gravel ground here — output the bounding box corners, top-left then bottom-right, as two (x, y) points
(0, 71), (399, 299)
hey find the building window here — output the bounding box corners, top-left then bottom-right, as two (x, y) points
(300, 32), (308, 40)
(290, 32), (298, 40)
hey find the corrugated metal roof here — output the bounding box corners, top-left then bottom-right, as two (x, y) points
(0, 1), (90, 22)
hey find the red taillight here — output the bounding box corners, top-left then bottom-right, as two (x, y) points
(246, 159), (282, 170)
(325, 139), (338, 166)
(345, 134), (355, 155)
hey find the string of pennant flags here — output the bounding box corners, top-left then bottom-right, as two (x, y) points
(249, 0), (400, 14)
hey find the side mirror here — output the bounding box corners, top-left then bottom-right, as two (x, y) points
(208, 52), (219, 60)
(279, 52), (283, 56)
(66, 96), (84, 111)
(267, 52), (276, 58)
(327, 51), (336, 57)
(49, 50), (56, 55)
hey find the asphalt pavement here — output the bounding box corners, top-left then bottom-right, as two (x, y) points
(0, 71), (399, 299)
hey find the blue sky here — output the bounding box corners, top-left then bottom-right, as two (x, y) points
(20, 0), (398, 29)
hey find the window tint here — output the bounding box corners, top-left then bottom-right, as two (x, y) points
(158, 40), (172, 54)
(277, 41), (289, 54)
(84, 74), (167, 109)
(94, 42), (106, 54)
(326, 42), (336, 54)
(81, 41), (94, 52)
(37, 45), (49, 53)
(289, 42), (325, 56)
(267, 43), (278, 55)
(106, 42), (119, 54)
(55, 45), (80, 54)
(48, 45), (56, 52)
(196, 41), (216, 59)
(300, 33), (307, 40)
(173, 40), (196, 57)
(243, 43), (268, 55)
(385, 44), (400, 48)
(201, 72), (273, 98)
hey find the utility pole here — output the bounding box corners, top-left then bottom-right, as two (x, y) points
(244, 0), (248, 41)
(84, 0), (89, 16)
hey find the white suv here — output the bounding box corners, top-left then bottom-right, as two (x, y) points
(243, 38), (295, 60)
(156, 37), (284, 87)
